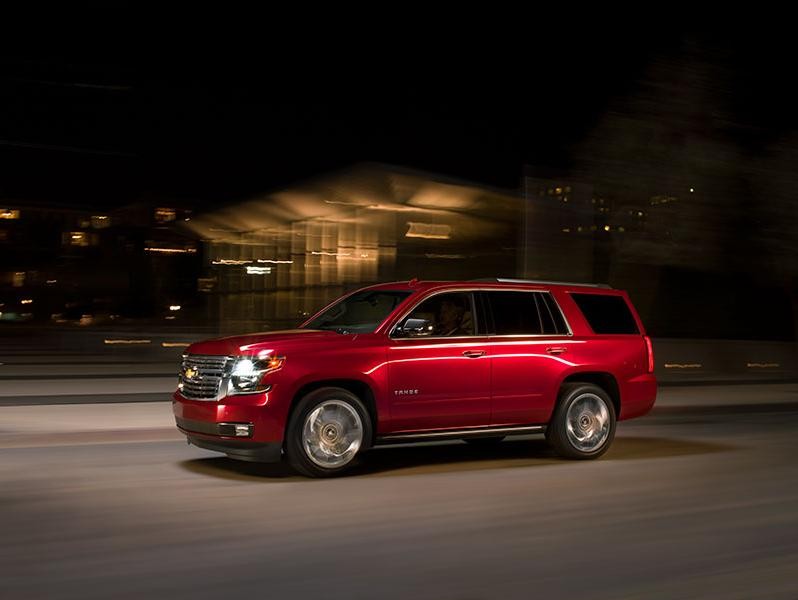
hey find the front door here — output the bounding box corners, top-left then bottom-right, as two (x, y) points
(386, 291), (490, 432)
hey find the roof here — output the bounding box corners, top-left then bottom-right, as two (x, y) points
(361, 279), (616, 293)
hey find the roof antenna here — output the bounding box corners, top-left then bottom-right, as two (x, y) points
(409, 277), (419, 286)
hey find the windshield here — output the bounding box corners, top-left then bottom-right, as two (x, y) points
(303, 290), (412, 334)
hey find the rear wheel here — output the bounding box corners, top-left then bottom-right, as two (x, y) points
(285, 387), (372, 477)
(546, 383), (616, 459)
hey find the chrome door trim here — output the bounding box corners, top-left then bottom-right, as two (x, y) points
(376, 424), (546, 443)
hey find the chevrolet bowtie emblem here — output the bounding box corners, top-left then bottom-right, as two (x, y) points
(184, 367), (198, 380)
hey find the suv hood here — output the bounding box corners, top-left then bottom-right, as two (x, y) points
(186, 329), (345, 356)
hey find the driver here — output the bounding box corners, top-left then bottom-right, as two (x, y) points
(435, 297), (470, 336)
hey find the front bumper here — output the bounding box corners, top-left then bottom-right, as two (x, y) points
(175, 414), (283, 463)
(184, 432), (282, 463)
(173, 389), (286, 461)
(175, 416), (254, 438)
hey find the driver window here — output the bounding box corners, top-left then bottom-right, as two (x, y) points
(405, 292), (474, 337)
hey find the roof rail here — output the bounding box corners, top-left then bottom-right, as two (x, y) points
(471, 278), (612, 289)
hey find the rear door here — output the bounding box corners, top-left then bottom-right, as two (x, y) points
(482, 290), (574, 425)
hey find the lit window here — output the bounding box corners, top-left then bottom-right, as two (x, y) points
(65, 231), (89, 247)
(155, 207), (176, 223)
(91, 215), (111, 229)
(12, 272), (25, 287)
(0, 209), (20, 220)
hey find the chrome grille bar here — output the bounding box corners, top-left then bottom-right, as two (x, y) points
(178, 354), (234, 400)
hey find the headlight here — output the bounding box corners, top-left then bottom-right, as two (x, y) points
(227, 355), (285, 395)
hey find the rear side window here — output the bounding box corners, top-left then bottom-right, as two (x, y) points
(537, 293), (569, 335)
(570, 293), (639, 334)
(487, 292), (541, 334)
(484, 291), (569, 335)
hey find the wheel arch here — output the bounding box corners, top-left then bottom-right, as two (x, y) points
(559, 371), (621, 417)
(286, 378), (378, 446)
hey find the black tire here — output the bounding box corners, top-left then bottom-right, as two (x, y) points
(546, 382), (616, 460)
(284, 387), (373, 478)
(464, 436), (506, 446)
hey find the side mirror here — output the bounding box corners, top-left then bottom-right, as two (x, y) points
(396, 318), (434, 337)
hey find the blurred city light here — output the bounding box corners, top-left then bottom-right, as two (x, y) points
(405, 222), (452, 239)
(245, 266), (272, 275)
(144, 247), (196, 254)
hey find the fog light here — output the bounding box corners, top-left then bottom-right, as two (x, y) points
(234, 424), (251, 437)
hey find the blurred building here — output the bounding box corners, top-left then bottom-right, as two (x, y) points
(3, 158), (793, 341)
(0, 197), (200, 324)
(185, 164), (521, 330)
(523, 162), (796, 341)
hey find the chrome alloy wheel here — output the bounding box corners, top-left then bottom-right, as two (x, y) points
(565, 393), (611, 452)
(302, 400), (364, 468)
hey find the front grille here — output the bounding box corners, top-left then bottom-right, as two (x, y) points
(179, 354), (233, 400)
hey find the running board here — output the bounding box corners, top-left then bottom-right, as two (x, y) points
(376, 424), (546, 444)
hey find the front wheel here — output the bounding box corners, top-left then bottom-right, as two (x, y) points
(285, 387), (372, 477)
(546, 383), (616, 459)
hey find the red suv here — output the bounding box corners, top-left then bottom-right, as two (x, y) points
(173, 279), (656, 477)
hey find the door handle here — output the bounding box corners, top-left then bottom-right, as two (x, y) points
(546, 346), (567, 355)
(462, 350), (486, 358)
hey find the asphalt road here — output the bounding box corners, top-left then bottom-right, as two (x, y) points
(1, 385), (797, 599)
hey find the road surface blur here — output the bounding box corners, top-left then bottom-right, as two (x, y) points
(1, 384), (796, 599)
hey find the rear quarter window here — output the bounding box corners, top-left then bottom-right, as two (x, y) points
(570, 293), (639, 334)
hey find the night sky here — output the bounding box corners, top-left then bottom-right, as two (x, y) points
(0, 26), (794, 209)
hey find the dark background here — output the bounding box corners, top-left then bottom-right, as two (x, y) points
(1, 22), (796, 340)
(1, 26), (685, 204)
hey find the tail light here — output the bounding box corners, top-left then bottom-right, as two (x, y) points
(644, 335), (654, 373)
